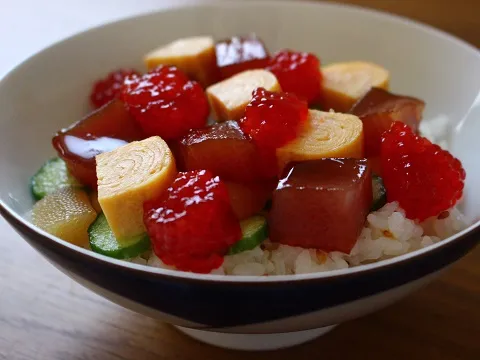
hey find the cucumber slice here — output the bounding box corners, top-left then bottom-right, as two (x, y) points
(30, 158), (82, 201)
(371, 174), (387, 211)
(228, 216), (268, 255)
(88, 213), (151, 259)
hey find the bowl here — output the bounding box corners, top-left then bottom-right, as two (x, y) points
(1, 0), (479, 351)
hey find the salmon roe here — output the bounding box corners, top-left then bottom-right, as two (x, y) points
(90, 68), (140, 108)
(143, 170), (242, 273)
(381, 122), (465, 221)
(240, 87), (308, 150)
(240, 87), (308, 176)
(266, 50), (322, 103)
(121, 66), (209, 141)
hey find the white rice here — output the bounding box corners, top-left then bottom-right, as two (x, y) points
(138, 202), (468, 276)
(131, 118), (470, 276)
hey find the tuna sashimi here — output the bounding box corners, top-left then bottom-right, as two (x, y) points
(269, 158), (372, 253)
(350, 87), (425, 157)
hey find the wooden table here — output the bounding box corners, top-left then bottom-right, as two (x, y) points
(1, 1), (479, 359)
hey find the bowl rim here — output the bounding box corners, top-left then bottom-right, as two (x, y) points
(1, 0), (479, 284)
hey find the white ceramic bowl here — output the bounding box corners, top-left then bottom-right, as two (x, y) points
(1, 1), (479, 351)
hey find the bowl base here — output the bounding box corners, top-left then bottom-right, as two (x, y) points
(175, 325), (337, 351)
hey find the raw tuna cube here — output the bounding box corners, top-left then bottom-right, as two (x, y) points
(174, 120), (270, 183)
(350, 87), (425, 157)
(269, 158), (372, 253)
(52, 99), (144, 188)
(215, 34), (270, 80)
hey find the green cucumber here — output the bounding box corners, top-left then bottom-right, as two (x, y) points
(371, 174), (387, 211)
(30, 158), (82, 201)
(88, 213), (151, 259)
(228, 216), (268, 255)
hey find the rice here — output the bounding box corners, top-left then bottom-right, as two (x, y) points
(216, 202), (466, 276)
(132, 118), (470, 276)
(124, 201), (470, 276)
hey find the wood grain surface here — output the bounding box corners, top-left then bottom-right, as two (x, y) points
(1, 1), (479, 359)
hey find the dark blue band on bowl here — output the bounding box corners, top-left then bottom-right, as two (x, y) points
(2, 206), (478, 328)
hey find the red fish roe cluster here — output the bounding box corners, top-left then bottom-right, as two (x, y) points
(121, 66), (209, 141)
(266, 50), (322, 103)
(240, 87), (308, 176)
(240, 87), (308, 150)
(90, 68), (140, 108)
(381, 122), (465, 221)
(143, 170), (242, 273)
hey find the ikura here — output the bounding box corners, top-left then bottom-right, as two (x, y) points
(240, 87), (308, 176)
(143, 170), (242, 273)
(121, 66), (210, 141)
(266, 50), (322, 103)
(381, 122), (465, 221)
(240, 87), (308, 150)
(90, 68), (140, 108)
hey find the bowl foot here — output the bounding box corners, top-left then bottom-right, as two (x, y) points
(175, 325), (337, 351)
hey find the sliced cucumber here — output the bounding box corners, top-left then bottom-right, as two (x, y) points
(30, 158), (82, 201)
(228, 216), (268, 255)
(88, 213), (151, 259)
(371, 174), (387, 211)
